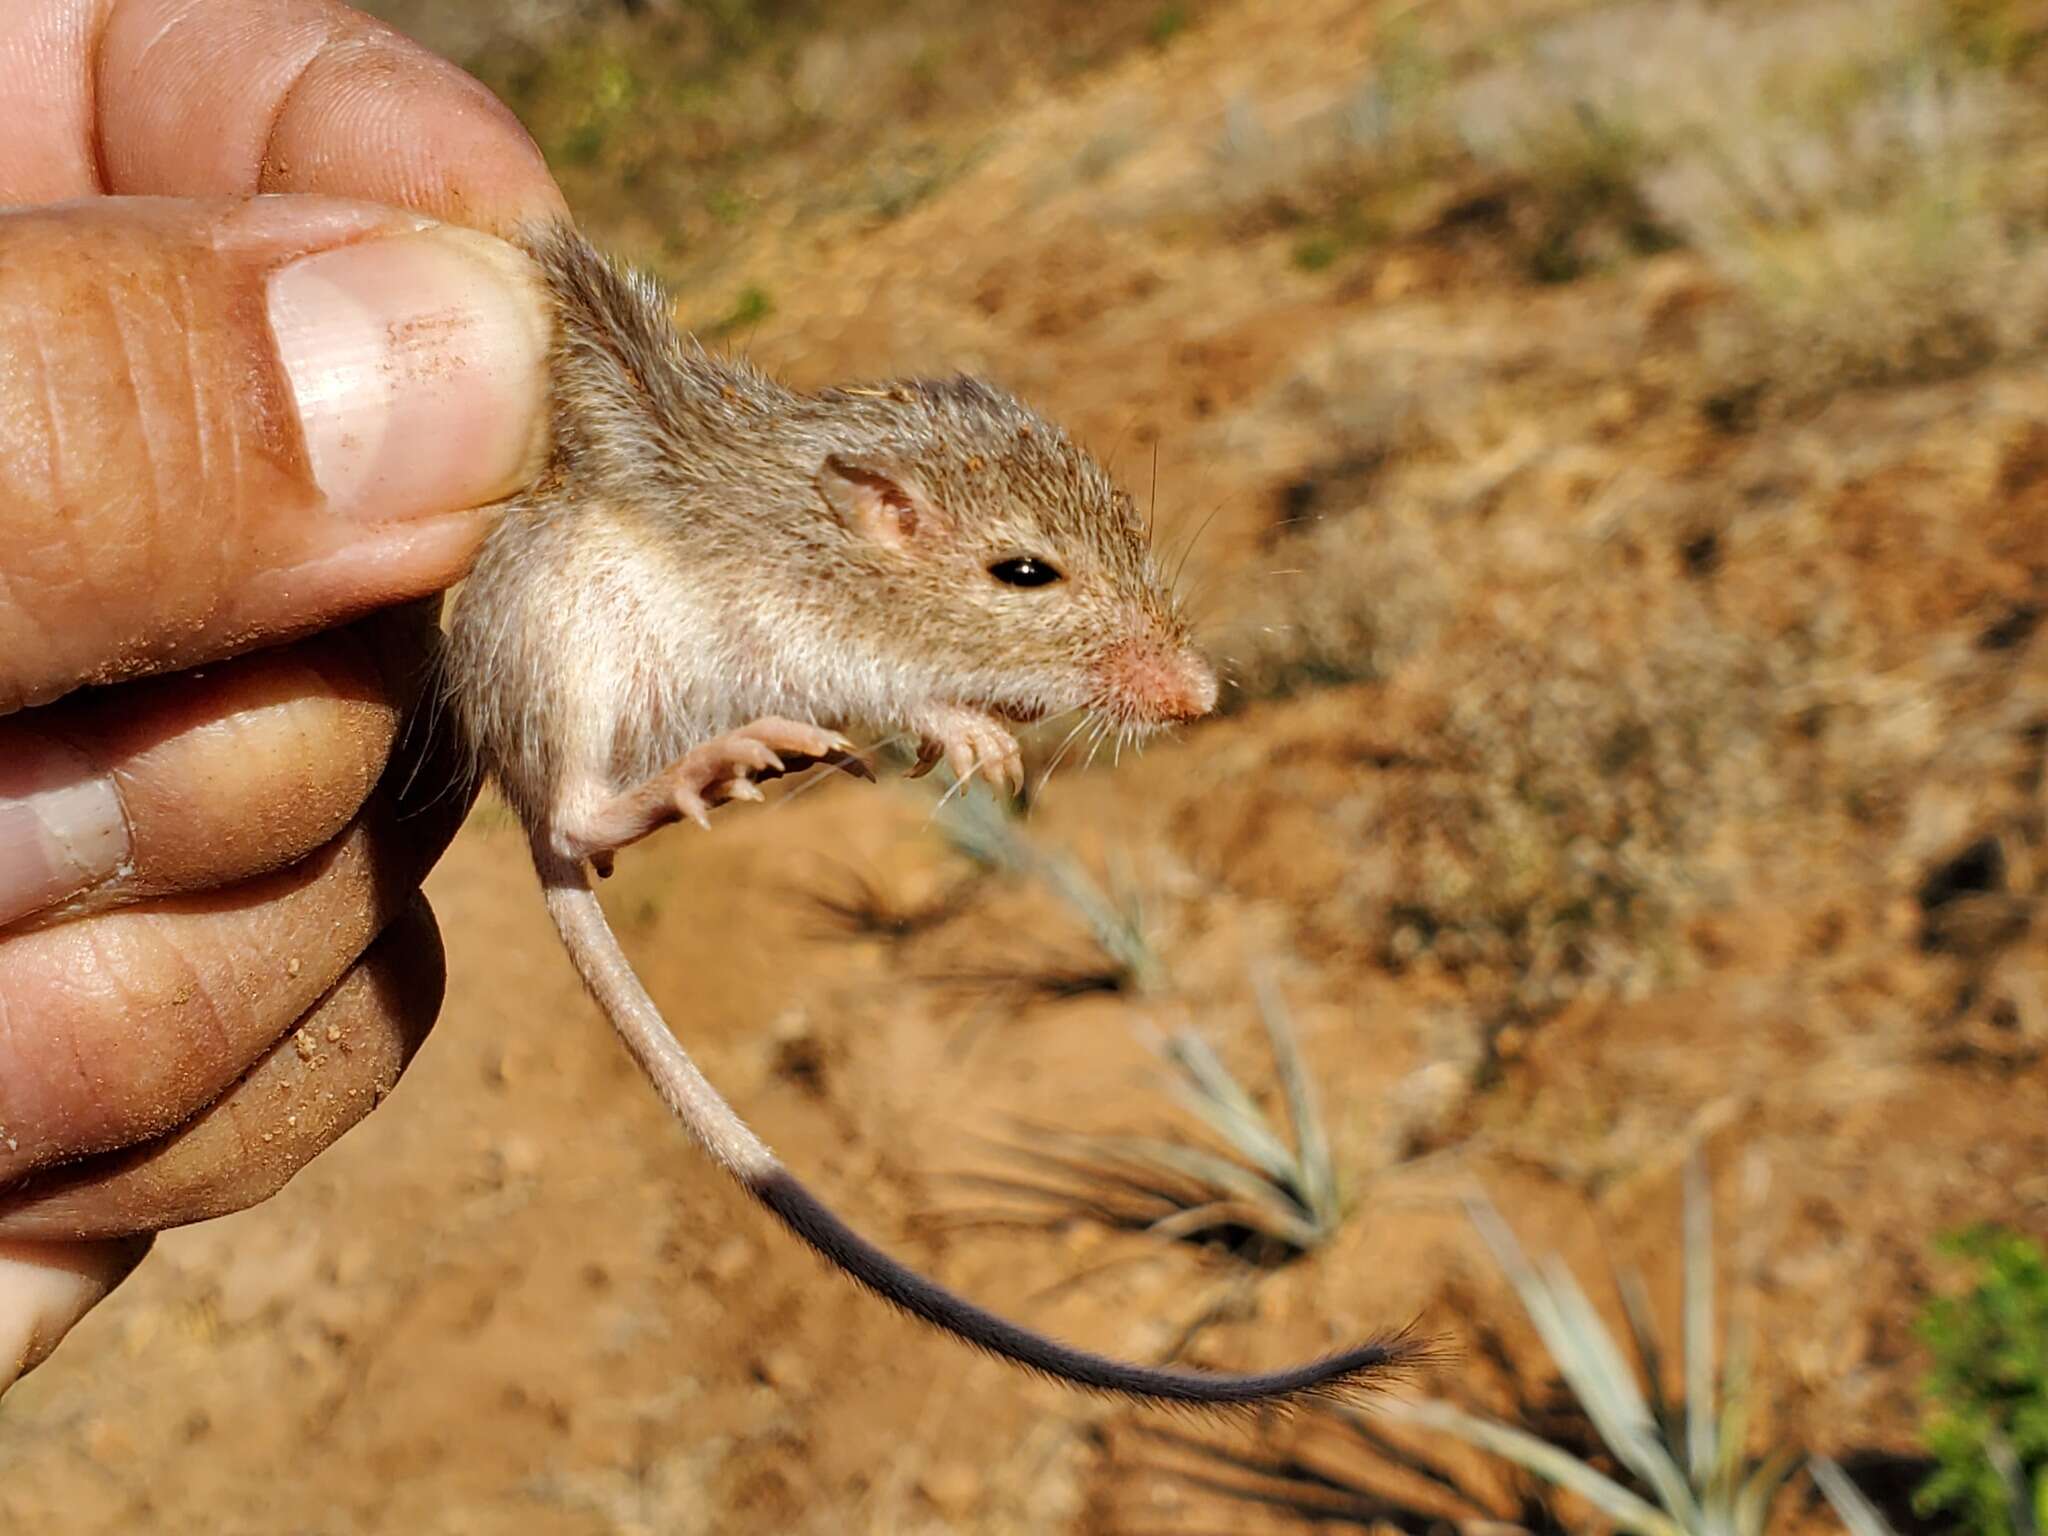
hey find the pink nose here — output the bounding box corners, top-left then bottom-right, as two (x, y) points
(1165, 653), (1221, 722)
(1103, 642), (1219, 724)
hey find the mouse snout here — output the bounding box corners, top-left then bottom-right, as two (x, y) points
(1096, 638), (1219, 725)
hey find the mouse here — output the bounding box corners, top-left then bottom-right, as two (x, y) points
(440, 223), (1415, 1407)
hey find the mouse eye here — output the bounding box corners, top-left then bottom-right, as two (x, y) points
(989, 556), (1063, 588)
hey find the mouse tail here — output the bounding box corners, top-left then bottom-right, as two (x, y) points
(753, 1165), (1423, 1406)
(541, 854), (777, 1179)
(538, 852), (1423, 1409)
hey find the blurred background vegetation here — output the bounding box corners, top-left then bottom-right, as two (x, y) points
(9, 0), (2048, 1531)
(368, 0), (1230, 296)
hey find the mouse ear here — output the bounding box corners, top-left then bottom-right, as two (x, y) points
(819, 456), (943, 550)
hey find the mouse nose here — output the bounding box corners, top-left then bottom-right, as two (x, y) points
(1164, 652), (1220, 722)
(1099, 640), (1219, 725)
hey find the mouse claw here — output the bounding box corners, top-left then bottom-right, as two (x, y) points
(821, 748), (876, 782)
(906, 708), (1025, 800)
(726, 780), (766, 804)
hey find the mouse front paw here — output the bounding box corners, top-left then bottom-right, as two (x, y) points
(905, 706), (1023, 797)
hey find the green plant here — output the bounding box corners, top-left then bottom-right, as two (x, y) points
(706, 282), (774, 338)
(1292, 232), (1341, 271)
(1375, 1156), (1799, 1536)
(1146, 3), (1190, 48)
(1941, 0), (2048, 72)
(1916, 1226), (2048, 1536)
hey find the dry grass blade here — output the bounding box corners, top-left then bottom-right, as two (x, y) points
(1142, 991), (1345, 1250)
(1112, 1420), (1480, 1532)
(983, 1125), (1326, 1247)
(1255, 968), (1338, 1231)
(1685, 1152), (1716, 1483)
(1376, 1397), (1685, 1536)
(970, 1117), (1335, 1261)
(1810, 1457), (1906, 1536)
(1988, 1434), (2042, 1536)
(1040, 847), (1161, 993)
(1113, 1408), (1592, 1534)
(935, 790), (1166, 995)
(1732, 1449), (1803, 1536)
(1381, 1159), (1797, 1535)
(924, 957), (1134, 1004)
(1151, 1025), (1301, 1184)
(958, 980), (1347, 1264)
(1537, 1253), (1702, 1526)
(1613, 1263), (1676, 1443)
(797, 863), (968, 942)
(1462, 1196), (1688, 1511)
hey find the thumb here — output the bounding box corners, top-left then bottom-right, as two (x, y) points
(0, 196), (553, 713)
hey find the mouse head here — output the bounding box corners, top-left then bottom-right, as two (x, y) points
(808, 377), (1217, 736)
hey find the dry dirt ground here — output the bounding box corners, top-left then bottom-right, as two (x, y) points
(7, 1), (2048, 1532)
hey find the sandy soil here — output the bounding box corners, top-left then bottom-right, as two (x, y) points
(6, 1), (2047, 1531)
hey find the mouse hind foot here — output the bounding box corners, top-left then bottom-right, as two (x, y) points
(551, 718), (868, 868)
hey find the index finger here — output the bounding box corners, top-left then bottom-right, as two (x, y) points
(0, 0), (566, 234)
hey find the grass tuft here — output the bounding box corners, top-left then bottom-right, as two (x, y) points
(936, 789), (1166, 998)
(1367, 1154), (1798, 1535)
(957, 977), (1345, 1265)
(799, 863), (969, 943)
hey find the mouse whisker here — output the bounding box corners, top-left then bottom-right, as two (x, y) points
(856, 729), (917, 763)
(927, 765), (984, 821)
(1103, 412), (1137, 481)
(1189, 559), (1304, 609)
(394, 695), (447, 810)
(1082, 717), (1113, 775)
(1112, 721), (1142, 769)
(1175, 575), (1238, 635)
(1147, 439), (1160, 544)
(772, 729), (915, 812)
(1165, 497), (1231, 603)
(1179, 557), (1296, 632)
(773, 762), (855, 810)
(1035, 711), (1097, 799)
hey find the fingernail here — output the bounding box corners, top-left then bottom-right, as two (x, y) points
(0, 1238), (153, 1393)
(0, 738), (129, 928)
(267, 227), (551, 523)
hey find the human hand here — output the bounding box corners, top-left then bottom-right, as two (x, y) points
(0, 0), (567, 1394)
